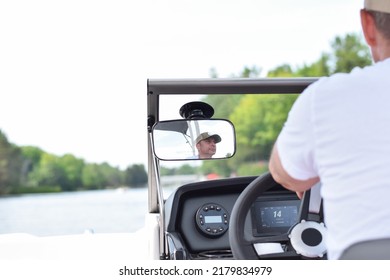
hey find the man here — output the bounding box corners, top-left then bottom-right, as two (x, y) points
(269, 0), (390, 259)
(194, 132), (221, 159)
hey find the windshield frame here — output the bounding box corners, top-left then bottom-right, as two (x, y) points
(147, 78), (318, 213)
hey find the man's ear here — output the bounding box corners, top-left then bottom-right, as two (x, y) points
(361, 9), (377, 47)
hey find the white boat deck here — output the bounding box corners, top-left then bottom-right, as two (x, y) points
(0, 213), (160, 261)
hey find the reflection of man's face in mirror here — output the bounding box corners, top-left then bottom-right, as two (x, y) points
(195, 132), (221, 159)
(197, 138), (217, 159)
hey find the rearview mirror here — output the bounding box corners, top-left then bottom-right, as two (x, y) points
(152, 119), (236, 161)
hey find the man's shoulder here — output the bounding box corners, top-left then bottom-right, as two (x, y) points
(322, 61), (388, 86)
(307, 65), (372, 95)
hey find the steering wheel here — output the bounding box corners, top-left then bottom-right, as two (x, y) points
(229, 172), (326, 260)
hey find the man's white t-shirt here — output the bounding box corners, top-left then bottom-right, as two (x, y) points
(276, 58), (390, 259)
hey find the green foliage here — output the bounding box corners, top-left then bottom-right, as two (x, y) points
(267, 33), (371, 78)
(200, 159), (233, 178)
(57, 154), (85, 191)
(236, 161), (268, 177)
(20, 146), (44, 166)
(0, 130), (24, 194)
(81, 163), (106, 190)
(231, 94), (297, 162)
(176, 164), (198, 175)
(100, 162), (124, 187)
(0, 129), (148, 194)
(236, 66), (262, 78)
(203, 94), (244, 119)
(160, 164), (199, 176)
(28, 153), (63, 189)
(267, 64), (294, 77)
(295, 53), (331, 77)
(124, 164), (148, 187)
(331, 33), (372, 73)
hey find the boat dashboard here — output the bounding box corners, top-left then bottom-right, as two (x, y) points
(164, 176), (301, 260)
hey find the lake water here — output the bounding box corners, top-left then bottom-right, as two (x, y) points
(0, 188), (148, 236)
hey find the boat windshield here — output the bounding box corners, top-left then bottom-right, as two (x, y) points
(158, 93), (298, 196)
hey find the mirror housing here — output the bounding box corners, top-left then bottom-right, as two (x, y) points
(152, 119), (236, 161)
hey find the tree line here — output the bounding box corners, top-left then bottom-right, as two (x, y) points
(0, 130), (147, 195)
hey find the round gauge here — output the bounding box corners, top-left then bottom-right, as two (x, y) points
(195, 203), (229, 238)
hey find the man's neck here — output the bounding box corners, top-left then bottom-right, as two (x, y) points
(373, 36), (390, 62)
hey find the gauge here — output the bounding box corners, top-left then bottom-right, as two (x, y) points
(195, 203), (229, 238)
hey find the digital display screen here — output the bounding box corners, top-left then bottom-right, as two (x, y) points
(260, 205), (298, 228)
(204, 215), (222, 224)
(252, 199), (300, 236)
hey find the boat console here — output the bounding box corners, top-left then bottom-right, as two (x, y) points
(164, 176), (302, 260)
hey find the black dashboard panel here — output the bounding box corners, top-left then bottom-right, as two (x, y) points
(164, 176), (298, 259)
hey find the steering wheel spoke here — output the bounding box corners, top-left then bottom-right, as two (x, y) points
(249, 233), (289, 244)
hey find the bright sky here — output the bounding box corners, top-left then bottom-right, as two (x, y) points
(0, 0), (365, 169)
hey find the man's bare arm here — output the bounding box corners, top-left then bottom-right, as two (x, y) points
(269, 145), (319, 198)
